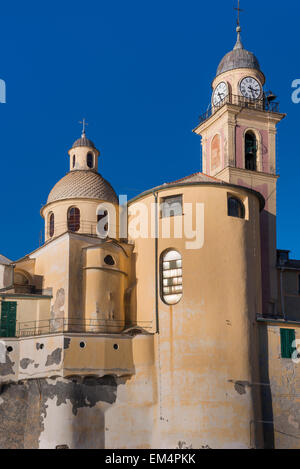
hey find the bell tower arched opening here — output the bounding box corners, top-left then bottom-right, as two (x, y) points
(245, 131), (257, 171)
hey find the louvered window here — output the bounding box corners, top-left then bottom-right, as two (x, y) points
(280, 328), (296, 359)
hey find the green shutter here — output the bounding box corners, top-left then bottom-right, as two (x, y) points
(280, 328), (296, 359)
(0, 301), (17, 338)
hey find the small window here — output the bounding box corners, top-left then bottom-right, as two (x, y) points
(49, 212), (54, 238)
(73, 155), (76, 168)
(67, 207), (80, 232)
(228, 197), (245, 219)
(245, 131), (257, 171)
(104, 255), (115, 266)
(161, 195), (183, 218)
(280, 328), (296, 359)
(277, 250), (289, 265)
(87, 152), (94, 169)
(160, 249), (182, 305)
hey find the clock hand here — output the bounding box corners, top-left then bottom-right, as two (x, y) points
(248, 86), (256, 97)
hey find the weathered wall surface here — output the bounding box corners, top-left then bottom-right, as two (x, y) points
(0, 334), (156, 449)
(259, 322), (300, 449)
(0, 333), (142, 382)
(0, 376), (118, 449)
(0, 263), (13, 289)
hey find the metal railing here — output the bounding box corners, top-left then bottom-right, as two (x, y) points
(16, 318), (153, 337)
(198, 94), (280, 124)
(46, 219), (120, 240)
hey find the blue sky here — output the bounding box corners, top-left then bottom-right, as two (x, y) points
(0, 0), (299, 260)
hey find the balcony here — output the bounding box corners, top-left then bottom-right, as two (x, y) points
(15, 317), (153, 338)
(198, 94), (280, 125)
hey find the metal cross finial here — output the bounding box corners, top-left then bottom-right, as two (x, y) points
(79, 118), (88, 136)
(234, 0), (244, 27)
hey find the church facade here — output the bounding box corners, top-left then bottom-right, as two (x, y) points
(0, 26), (300, 449)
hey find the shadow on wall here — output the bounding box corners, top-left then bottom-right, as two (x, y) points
(0, 375), (130, 449)
(125, 252), (138, 326)
(258, 324), (275, 449)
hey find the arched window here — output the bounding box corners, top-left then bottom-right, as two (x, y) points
(49, 212), (55, 238)
(73, 155), (76, 168)
(245, 131), (257, 171)
(67, 207), (80, 232)
(97, 210), (109, 233)
(14, 272), (29, 285)
(160, 249), (183, 305)
(87, 152), (94, 169)
(228, 197), (245, 219)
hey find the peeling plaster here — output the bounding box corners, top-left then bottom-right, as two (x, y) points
(228, 380), (251, 395)
(50, 288), (65, 330)
(45, 348), (62, 367)
(20, 359), (34, 370)
(0, 376), (118, 449)
(0, 353), (15, 376)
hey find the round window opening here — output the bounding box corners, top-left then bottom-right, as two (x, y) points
(104, 255), (115, 266)
(80, 342), (86, 348)
(113, 344), (119, 350)
(7, 346), (13, 353)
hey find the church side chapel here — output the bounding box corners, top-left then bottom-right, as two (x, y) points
(0, 11), (300, 449)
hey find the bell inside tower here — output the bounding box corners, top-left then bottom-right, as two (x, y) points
(245, 131), (257, 171)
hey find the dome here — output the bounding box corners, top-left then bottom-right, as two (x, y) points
(47, 170), (118, 204)
(72, 134), (95, 149)
(216, 28), (261, 77)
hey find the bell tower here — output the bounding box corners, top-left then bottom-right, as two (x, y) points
(193, 25), (286, 316)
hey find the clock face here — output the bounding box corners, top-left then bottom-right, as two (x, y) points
(213, 82), (228, 106)
(240, 77), (261, 99)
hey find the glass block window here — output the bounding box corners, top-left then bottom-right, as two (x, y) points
(161, 249), (183, 305)
(161, 195), (183, 218)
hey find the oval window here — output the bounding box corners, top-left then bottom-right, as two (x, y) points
(104, 255), (115, 266)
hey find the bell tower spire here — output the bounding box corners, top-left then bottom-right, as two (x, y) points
(233, 1), (244, 49)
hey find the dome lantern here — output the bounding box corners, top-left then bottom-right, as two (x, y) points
(69, 120), (100, 172)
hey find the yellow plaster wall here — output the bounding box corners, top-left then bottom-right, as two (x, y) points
(127, 183), (264, 448)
